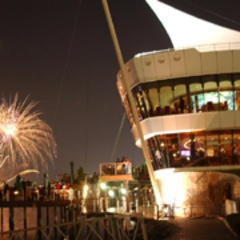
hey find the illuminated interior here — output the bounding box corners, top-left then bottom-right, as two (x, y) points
(124, 74), (240, 121)
(120, 73), (240, 170)
(114, 1), (240, 216)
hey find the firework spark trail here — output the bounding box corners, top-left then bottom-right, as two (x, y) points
(0, 169), (40, 188)
(0, 94), (57, 171)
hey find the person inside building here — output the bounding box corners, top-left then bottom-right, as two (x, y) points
(190, 133), (197, 161)
(179, 96), (185, 113)
(223, 101), (228, 110)
(122, 163), (126, 174)
(107, 164), (114, 174)
(232, 144), (239, 165)
(155, 149), (166, 168)
(219, 142), (226, 164)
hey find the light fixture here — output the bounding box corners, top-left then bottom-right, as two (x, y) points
(83, 184), (89, 199)
(108, 189), (115, 197)
(100, 182), (107, 190)
(120, 188), (127, 195)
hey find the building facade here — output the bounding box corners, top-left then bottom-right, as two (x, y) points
(116, 46), (240, 216)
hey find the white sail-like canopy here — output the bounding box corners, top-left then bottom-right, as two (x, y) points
(146, 0), (240, 50)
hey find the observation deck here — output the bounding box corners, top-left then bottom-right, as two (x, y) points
(115, 45), (240, 217)
(98, 162), (133, 181)
(116, 44), (240, 171)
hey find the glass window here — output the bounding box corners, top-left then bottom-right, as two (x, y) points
(136, 86), (149, 119)
(234, 79), (240, 110)
(150, 130), (240, 168)
(203, 81), (219, 111)
(177, 132), (206, 166)
(219, 80), (233, 110)
(206, 131), (219, 165)
(148, 87), (159, 115)
(189, 83), (203, 113)
(233, 130), (240, 144)
(160, 86), (174, 114)
(219, 131), (232, 164)
(219, 80), (232, 90)
(133, 91), (144, 120)
(173, 84), (187, 113)
(166, 134), (180, 167)
(177, 133), (192, 166)
(174, 84), (186, 99)
(149, 135), (169, 169)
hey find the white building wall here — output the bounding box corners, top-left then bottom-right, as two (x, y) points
(154, 169), (240, 217)
(117, 49), (240, 94)
(133, 111), (240, 147)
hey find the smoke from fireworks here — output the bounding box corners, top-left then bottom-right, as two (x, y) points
(0, 94), (57, 171)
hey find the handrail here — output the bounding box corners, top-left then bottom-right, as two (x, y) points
(136, 42), (240, 56)
(1, 212), (148, 240)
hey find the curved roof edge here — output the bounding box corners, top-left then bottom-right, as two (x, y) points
(146, 0), (240, 49)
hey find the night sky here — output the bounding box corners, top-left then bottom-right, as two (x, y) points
(0, 0), (239, 181)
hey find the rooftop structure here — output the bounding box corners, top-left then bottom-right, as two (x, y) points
(99, 161), (133, 181)
(146, 0), (240, 49)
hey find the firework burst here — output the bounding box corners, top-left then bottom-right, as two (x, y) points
(0, 94), (57, 171)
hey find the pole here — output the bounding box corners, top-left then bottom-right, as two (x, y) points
(70, 161), (74, 184)
(44, 173), (49, 198)
(101, 0), (161, 206)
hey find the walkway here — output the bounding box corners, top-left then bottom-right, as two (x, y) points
(165, 217), (240, 240)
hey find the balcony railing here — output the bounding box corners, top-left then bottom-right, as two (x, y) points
(99, 162), (132, 176)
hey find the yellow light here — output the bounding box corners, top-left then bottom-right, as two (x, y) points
(155, 169), (186, 209)
(120, 188), (127, 195)
(108, 189), (115, 197)
(100, 182), (107, 190)
(4, 123), (17, 136)
(83, 184), (88, 199)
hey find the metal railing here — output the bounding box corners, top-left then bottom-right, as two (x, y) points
(1, 212), (148, 240)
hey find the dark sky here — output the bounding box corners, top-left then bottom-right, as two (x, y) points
(0, 0), (239, 180)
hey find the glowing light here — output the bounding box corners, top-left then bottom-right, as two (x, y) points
(120, 188), (127, 195)
(0, 94), (57, 170)
(100, 182), (107, 190)
(83, 184), (89, 199)
(82, 206), (87, 213)
(155, 168), (185, 208)
(108, 189), (115, 197)
(3, 123), (17, 137)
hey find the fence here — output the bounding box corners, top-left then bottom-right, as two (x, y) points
(0, 209), (148, 240)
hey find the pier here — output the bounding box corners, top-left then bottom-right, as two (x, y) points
(0, 199), (149, 240)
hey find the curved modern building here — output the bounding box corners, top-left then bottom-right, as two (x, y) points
(115, 1), (240, 216)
